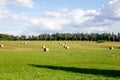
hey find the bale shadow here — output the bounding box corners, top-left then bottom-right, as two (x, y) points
(28, 64), (120, 78)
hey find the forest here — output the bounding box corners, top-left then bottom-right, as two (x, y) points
(0, 33), (120, 41)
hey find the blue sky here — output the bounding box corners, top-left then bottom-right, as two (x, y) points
(0, 0), (120, 35)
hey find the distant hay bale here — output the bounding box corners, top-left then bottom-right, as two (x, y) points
(119, 47), (120, 49)
(64, 45), (69, 49)
(22, 41), (27, 45)
(71, 42), (74, 44)
(44, 48), (49, 52)
(64, 45), (66, 48)
(97, 40), (105, 43)
(0, 44), (4, 47)
(42, 46), (46, 49)
(61, 43), (63, 46)
(109, 46), (113, 50)
(62, 44), (65, 46)
(66, 46), (69, 49)
(59, 43), (61, 45)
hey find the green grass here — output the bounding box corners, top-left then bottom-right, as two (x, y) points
(0, 41), (120, 80)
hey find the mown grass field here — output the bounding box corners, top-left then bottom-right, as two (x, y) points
(0, 41), (120, 80)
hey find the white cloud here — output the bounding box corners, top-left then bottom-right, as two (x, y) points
(100, 0), (120, 18)
(8, 0), (34, 8)
(0, 0), (6, 8)
(45, 11), (63, 18)
(109, 0), (118, 4)
(88, 27), (108, 33)
(0, 0), (34, 8)
(67, 9), (99, 26)
(0, 30), (22, 36)
(29, 17), (70, 30)
(0, 0), (120, 35)
(78, 0), (120, 33)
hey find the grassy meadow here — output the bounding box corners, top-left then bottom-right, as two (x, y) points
(0, 41), (120, 80)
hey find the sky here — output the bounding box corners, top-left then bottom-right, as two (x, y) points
(0, 0), (120, 35)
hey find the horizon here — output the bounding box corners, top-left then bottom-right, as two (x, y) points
(0, 0), (120, 36)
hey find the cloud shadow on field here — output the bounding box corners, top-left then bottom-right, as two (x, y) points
(28, 64), (120, 78)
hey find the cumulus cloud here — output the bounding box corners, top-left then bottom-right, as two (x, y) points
(0, 30), (22, 35)
(88, 0), (120, 33)
(30, 18), (70, 30)
(0, 0), (34, 35)
(8, 0), (34, 8)
(109, 0), (118, 4)
(0, 0), (120, 35)
(100, 0), (120, 18)
(24, 8), (101, 35)
(25, 0), (120, 34)
(0, 9), (30, 35)
(0, 0), (34, 8)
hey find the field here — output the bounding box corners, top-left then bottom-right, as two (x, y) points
(0, 41), (120, 80)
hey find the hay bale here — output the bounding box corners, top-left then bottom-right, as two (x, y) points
(119, 47), (120, 49)
(62, 44), (65, 46)
(42, 46), (46, 49)
(64, 45), (69, 49)
(61, 43), (63, 46)
(109, 46), (113, 50)
(66, 46), (69, 49)
(44, 48), (49, 52)
(22, 41), (27, 45)
(0, 44), (4, 47)
(64, 45), (66, 48)
(59, 43), (61, 45)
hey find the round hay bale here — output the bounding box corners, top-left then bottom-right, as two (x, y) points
(64, 46), (69, 49)
(22, 41), (27, 45)
(61, 43), (63, 46)
(44, 48), (49, 52)
(42, 46), (46, 49)
(64, 45), (66, 48)
(119, 47), (120, 49)
(59, 43), (61, 45)
(109, 46), (113, 50)
(62, 44), (65, 46)
(0, 44), (4, 47)
(66, 46), (69, 49)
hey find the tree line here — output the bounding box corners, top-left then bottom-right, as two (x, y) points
(0, 33), (120, 41)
